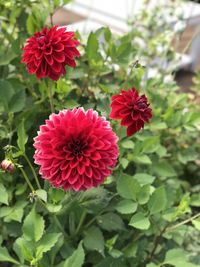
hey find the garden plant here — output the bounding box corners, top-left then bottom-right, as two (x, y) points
(0, 0), (200, 266)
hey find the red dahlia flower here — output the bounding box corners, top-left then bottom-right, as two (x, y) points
(110, 87), (152, 136)
(33, 108), (119, 191)
(22, 25), (80, 80)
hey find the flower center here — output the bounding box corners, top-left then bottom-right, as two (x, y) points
(67, 139), (87, 156)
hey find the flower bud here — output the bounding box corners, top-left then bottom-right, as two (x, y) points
(0, 159), (15, 173)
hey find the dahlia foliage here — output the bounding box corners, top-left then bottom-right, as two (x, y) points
(110, 87), (152, 136)
(33, 108), (119, 191)
(22, 25), (80, 80)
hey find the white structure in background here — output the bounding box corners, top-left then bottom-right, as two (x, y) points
(66, 0), (200, 71)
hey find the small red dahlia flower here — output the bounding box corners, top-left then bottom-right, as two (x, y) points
(22, 25), (80, 81)
(110, 87), (152, 136)
(33, 108), (119, 191)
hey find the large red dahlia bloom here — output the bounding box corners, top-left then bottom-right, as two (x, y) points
(22, 25), (80, 80)
(33, 108), (119, 191)
(110, 87), (152, 136)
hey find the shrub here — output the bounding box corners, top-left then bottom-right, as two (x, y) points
(0, 1), (200, 267)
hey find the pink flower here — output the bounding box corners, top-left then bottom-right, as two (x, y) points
(22, 25), (80, 80)
(110, 87), (152, 136)
(33, 108), (119, 191)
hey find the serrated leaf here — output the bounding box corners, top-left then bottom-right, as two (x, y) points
(0, 246), (19, 264)
(116, 200), (137, 214)
(117, 174), (141, 201)
(22, 208), (45, 242)
(64, 242), (85, 267)
(97, 212), (125, 231)
(36, 233), (61, 260)
(14, 237), (34, 262)
(17, 119), (28, 152)
(83, 226), (104, 255)
(148, 186), (167, 215)
(129, 212), (150, 230)
(0, 183), (8, 205)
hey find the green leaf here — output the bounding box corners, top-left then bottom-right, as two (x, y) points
(9, 89), (26, 113)
(80, 187), (110, 214)
(86, 32), (99, 61)
(17, 119), (28, 152)
(22, 208), (45, 242)
(134, 155), (152, 164)
(97, 212), (125, 231)
(119, 157), (129, 169)
(117, 174), (141, 201)
(26, 14), (35, 35)
(14, 237), (34, 262)
(0, 183), (8, 205)
(0, 51), (17, 66)
(133, 173), (156, 185)
(83, 226), (104, 255)
(163, 248), (198, 267)
(137, 185), (150, 205)
(36, 189), (47, 203)
(0, 80), (14, 110)
(148, 186), (167, 215)
(46, 203), (62, 213)
(192, 217), (200, 231)
(36, 233), (61, 260)
(149, 122), (167, 131)
(152, 162), (176, 178)
(64, 242), (85, 267)
(116, 200), (137, 214)
(121, 140), (135, 149)
(0, 246), (19, 264)
(129, 212), (150, 230)
(1, 201), (26, 222)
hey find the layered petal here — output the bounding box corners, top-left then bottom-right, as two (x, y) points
(33, 108), (119, 191)
(22, 25), (80, 81)
(110, 87), (152, 136)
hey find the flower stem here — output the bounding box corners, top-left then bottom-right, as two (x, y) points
(48, 80), (55, 113)
(53, 215), (69, 239)
(38, 198), (69, 240)
(166, 212), (200, 232)
(20, 168), (35, 192)
(75, 210), (87, 235)
(23, 154), (41, 189)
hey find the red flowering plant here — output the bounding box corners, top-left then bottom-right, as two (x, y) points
(0, 1), (200, 267)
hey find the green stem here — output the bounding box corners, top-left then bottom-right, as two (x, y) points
(53, 215), (69, 239)
(166, 212), (200, 232)
(48, 80), (55, 113)
(20, 168), (34, 192)
(23, 154), (41, 189)
(37, 198), (69, 240)
(75, 210), (87, 235)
